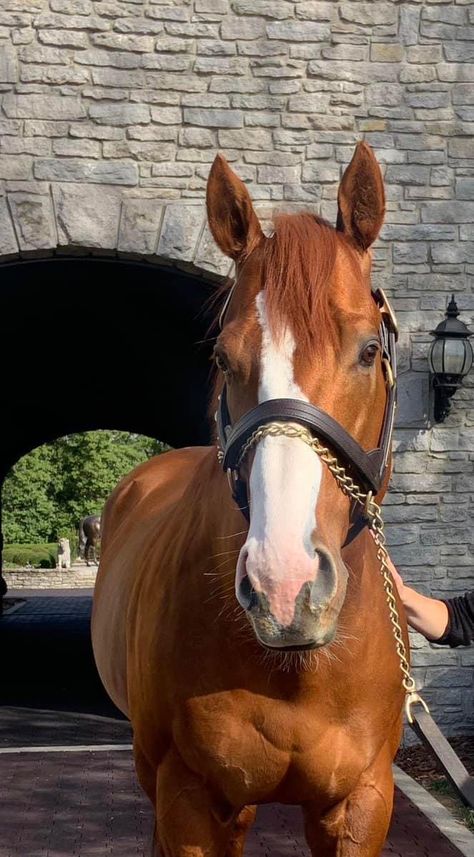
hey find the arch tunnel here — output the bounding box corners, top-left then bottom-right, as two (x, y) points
(0, 255), (222, 574)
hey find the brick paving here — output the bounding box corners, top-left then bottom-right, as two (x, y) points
(0, 749), (464, 857)
(0, 593), (468, 856)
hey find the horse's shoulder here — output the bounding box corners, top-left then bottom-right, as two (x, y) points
(101, 446), (212, 542)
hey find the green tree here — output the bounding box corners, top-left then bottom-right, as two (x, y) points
(3, 431), (168, 544)
(2, 445), (57, 543)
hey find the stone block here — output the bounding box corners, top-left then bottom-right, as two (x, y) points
(53, 139), (101, 158)
(184, 108), (243, 128)
(393, 242), (428, 265)
(339, 3), (397, 26)
(50, 0), (92, 12)
(149, 106), (182, 124)
(0, 197), (18, 255)
(0, 156), (32, 180)
(257, 165), (300, 184)
(422, 201), (474, 223)
(0, 44), (17, 83)
(35, 158), (138, 186)
(267, 21), (330, 41)
(145, 6), (189, 21)
(396, 372), (430, 428)
(234, 0), (291, 18)
(91, 32), (154, 51)
(302, 162), (339, 183)
(195, 0), (227, 12)
(385, 165), (430, 186)
(53, 183), (122, 248)
(76, 49), (142, 68)
(370, 44), (403, 63)
(293, 2), (332, 21)
(193, 57), (247, 75)
(89, 103), (150, 126)
(91, 68), (146, 87)
(445, 43), (474, 63)
(118, 198), (163, 255)
(448, 139), (474, 159)
(34, 13), (109, 30)
(8, 192), (56, 250)
(221, 17), (265, 40)
(399, 6), (420, 46)
(157, 203), (204, 262)
(3, 93), (86, 120)
(115, 17), (163, 34)
(38, 29), (88, 48)
(219, 129), (272, 150)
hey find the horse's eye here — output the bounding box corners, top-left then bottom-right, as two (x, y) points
(215, 352), (230, 375)
(360, 342), (379, 367)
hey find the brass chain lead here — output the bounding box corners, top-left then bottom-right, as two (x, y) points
(235, 421), (421, 703)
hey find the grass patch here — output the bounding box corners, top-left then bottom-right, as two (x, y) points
(427, 778), (474, 832)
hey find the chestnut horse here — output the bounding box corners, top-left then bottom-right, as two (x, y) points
(92, 142), (407, 857)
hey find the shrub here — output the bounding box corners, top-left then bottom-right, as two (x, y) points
(3, 543), (58, 569)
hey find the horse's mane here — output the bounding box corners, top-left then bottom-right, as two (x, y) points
(262, 212), (340, 354)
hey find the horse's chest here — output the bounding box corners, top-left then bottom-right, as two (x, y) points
(174, 694), (363, 806)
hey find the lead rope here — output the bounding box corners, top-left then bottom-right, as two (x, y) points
(232, 421), (429, 723)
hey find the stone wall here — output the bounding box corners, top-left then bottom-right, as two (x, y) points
(1, 0), (474, 733)
(4, 567), (98, 588)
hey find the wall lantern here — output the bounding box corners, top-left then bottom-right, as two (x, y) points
(429, 295), (473, 422)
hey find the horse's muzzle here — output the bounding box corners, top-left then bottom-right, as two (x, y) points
(236, 545), (345, 650)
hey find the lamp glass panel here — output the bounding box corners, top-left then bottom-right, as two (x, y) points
(443, 338), (470, 375)
(429, 338), (445, 374)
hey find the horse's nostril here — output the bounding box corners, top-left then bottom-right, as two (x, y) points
(237, 575), (259, 611)
(310, 550), (336, 608)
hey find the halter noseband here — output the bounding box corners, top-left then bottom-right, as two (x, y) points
(215, 288), (398, 546)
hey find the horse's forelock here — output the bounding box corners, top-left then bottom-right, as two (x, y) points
(262, 213), (341, 356)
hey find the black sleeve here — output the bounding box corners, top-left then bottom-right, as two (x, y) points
(435, 591), (474, 647)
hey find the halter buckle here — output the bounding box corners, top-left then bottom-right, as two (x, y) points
(376, 288), (399, 341)
(382, 357), (394, 389)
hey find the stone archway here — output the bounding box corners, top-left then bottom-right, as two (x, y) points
(0, 187), (232, 280)
(0, 240), (231, 593)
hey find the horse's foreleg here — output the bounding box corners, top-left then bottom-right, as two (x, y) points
(85, 540), (90, 566)
(154, 747), (237, 857)
(302, 744), (394, 857)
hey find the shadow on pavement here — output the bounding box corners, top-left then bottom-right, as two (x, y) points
(0, 593), (126, 725)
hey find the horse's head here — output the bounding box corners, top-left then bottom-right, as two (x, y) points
(207, 143), (389, 651)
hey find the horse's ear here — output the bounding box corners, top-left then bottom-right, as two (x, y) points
(206, 154), (264, 261)
(336, 141), (385, 252)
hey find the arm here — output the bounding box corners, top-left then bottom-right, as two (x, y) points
(384, 555), (450, 642)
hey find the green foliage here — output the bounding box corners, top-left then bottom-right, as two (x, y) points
(3, 543), (57, 569)
(2, 446), (57, 543)
(2, 431), (169, 546)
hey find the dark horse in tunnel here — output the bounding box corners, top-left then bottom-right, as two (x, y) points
(79, 515), (101, 566)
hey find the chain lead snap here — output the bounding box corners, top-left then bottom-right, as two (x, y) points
(405, 691), (430, 725)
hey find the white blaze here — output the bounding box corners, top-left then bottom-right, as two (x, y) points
(237, 292), (323, 625)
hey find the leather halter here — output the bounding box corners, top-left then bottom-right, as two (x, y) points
(216, 287), (398, 546)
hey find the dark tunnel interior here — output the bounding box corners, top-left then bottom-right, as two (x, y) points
(1, 256), (222, 477)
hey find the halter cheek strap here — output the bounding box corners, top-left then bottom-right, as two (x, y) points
(215, 288), (398, 544)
